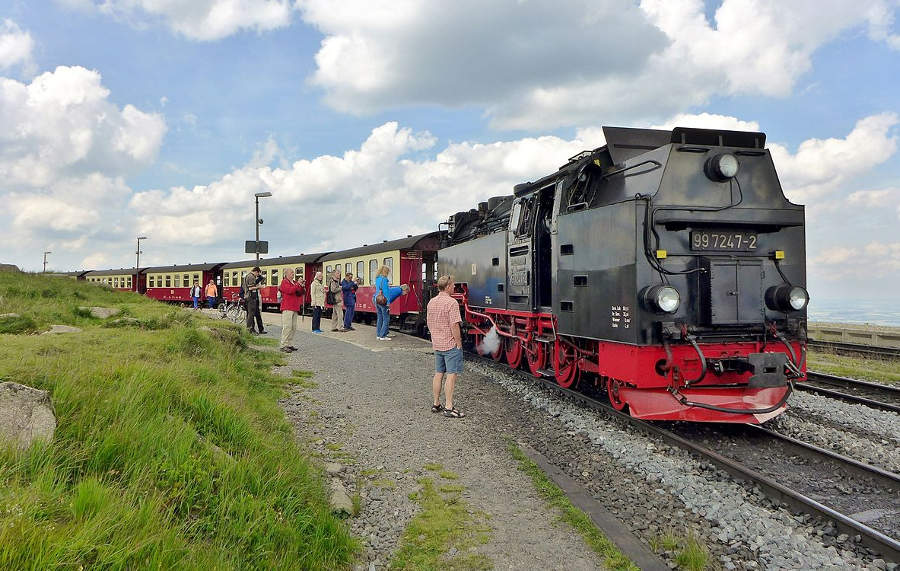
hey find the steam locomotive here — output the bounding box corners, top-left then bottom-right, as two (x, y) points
(440, 126), (808, 423)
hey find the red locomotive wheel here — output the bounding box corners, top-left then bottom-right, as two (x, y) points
(608, 379), (628, 411)
(525, 341), (546, 377)
(505, 337), (523, 368)
(553, 340), (579, 388)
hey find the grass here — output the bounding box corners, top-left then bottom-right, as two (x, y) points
(508, 443), (638, 571)
(0, 273), (356, 569)
(390, 477), (492, 570)
(650, 532), (709, 571)
(807, 349), (900, 384)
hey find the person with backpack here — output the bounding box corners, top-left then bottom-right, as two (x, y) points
(243, 267), (266, 334)
(328, 269), (347, 332)
(373, 265), (409, 341)
(310, 271), (325, 334)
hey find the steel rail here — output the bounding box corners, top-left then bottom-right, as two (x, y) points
(809, 339), (900, 360)
(467, 354), (900, 562)
(798, 371), (900, 414)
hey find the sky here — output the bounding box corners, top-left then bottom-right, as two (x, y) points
(0, 0), (899, 305)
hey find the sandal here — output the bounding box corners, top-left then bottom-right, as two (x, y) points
(431, 404), (443, 413)
(443, 407), (465, 418)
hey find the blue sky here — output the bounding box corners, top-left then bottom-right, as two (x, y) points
(1, 0), (899, 307)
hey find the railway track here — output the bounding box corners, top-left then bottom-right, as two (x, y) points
(469, 354), (900, 562)
(799, 371), (900, 414)
(809, 339), (900, 360)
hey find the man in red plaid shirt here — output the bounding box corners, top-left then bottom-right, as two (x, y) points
(426, 275), (465, 418)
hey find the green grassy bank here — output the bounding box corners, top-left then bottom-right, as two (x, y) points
(0, 273), (356, 569)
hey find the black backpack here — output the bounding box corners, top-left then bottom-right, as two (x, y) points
(326, 288), (335, 306)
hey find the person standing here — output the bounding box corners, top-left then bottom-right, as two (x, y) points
(243, 267), (266, 334)
(189, 280), (202, 309)
(310, 271), (325, 334)
(329, 269), (346, 332)
(205, 279), (218, 309)
(426, 275), (465, 418)
(278, 268), (304, 352)
(341, 272), (359, 331)
(373, 265), (409, 341)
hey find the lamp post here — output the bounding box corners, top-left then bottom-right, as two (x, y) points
(42, 251), (51, 273)
(254, 192), (272, 261)
(136, 236), (147, 269)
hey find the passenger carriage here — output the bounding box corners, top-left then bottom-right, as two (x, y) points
(220, 254), (326, 310)
(319, 233), (441, 333)
(83, 268), (145, 293)
(144, 263), (225, 303)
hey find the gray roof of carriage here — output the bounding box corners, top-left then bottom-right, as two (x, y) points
(319, 232), (441, 262)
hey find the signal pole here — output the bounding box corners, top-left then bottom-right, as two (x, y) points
(136, 236), (147, 268)
(42, 251), (51, 273)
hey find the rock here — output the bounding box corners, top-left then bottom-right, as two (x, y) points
(0, 313), (20, 318)
(109, 317), (141, 326)
(325, 462), (344, 475)
(41, 325), (82, 335)
(0, 382), (57, 449)
(447, 547), (458, 558)
(79, 306), (120, 319)
(330, 479), (354, 516)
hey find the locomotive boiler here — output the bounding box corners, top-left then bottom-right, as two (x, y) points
(439, 126), (808, 423)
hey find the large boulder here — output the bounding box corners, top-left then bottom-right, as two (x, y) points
(79, 306), (121, 319)
(0, 382), (56, 449)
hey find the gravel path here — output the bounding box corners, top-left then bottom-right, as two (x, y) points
(785, 392), (900, 445)
(271, 322), (605, 570)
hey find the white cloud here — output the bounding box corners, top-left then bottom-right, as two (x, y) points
(768, 112), (899, 204)
(0, 66), (167, 189)
(846, 188), (899, 207)
(0, 19), (36, 76)
(301, 0), (900, 130)
(650, 113), (761, 132)
(64, 0), (293, 41)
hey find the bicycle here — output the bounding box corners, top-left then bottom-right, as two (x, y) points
(219, 293), (246, 324)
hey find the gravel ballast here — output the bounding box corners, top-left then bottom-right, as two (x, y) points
(466, 360), (891, 570)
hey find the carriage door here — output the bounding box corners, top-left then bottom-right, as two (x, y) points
(507, 195), (536, 312)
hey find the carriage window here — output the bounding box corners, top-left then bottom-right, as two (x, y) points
(174, 274), (181, 288)
(370, 259), (378, 282)
(345, 262), (351, 276)
(233, 271), (239, 285)
(148, 276), (153, 287)
(295, 267), (303, 280)
(113, 278), (118, 287)
(357, 261), (365, 284)
(271, 269), (278, 285)
(326, 265), (332, 275)
(223, 273), (229, 287)
(194, 273), (200, 285)
(383, 258), (393, 282)
(127, 277), (132, 288)
(165, 275), (171, 287)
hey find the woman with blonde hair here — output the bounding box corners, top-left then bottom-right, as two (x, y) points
(373, 265), (409, 340)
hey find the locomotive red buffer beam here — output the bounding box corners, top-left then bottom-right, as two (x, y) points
(597, 341), (803, 424)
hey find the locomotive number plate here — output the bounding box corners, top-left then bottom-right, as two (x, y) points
(691, 230), (758, 252)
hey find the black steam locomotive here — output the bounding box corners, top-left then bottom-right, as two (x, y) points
(439, 126), (808, 423)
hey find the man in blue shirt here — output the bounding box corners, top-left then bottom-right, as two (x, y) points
(341, 273), (360, 331)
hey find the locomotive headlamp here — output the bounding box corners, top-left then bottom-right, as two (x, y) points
(705, 153), (740, 181)
(641, 285), (680, 313)
(765, 284), (809, 312)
